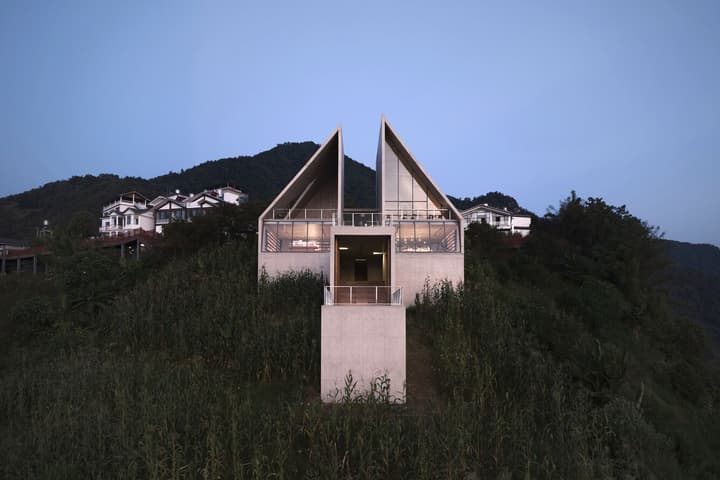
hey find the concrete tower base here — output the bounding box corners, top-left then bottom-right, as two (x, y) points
(320, 305), (406, 403)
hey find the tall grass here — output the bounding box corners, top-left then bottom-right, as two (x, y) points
(1, 240), (715, 478)
(104, 242), (322, 383)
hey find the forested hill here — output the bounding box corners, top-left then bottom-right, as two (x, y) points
(663, 240), (720, 350)
(0, 142), (376, 240)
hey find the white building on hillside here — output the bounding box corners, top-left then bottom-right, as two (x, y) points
(258, 116), (464, 402)
(153, 185), (248, 234)
(100, 192), (155, 237)
(461, 203), (532, 237)
(100, 186), (248, 236)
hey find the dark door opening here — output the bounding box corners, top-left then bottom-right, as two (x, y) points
(335, 235), (390, 286)
(354, 259), (368, 281)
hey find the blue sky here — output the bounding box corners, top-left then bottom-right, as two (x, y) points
(1, 1), (718, 245)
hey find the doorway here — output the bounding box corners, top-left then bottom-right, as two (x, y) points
(335, 235), (391, 303)
(335, 235), (390, 285)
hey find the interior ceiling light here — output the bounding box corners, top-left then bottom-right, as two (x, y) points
(338, 246), (349, 250)
(372, 251), (383, 255)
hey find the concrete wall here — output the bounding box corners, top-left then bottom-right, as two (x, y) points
(259, 251), (330, 279)
(321, 305), (406, 402)
(139, 212), (155, 232)
(394, 252), (464, 305)
(298, 174), (338, 211)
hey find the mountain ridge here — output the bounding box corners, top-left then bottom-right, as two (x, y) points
(0, 142), (534, 241)
(0, 142), (376, 240)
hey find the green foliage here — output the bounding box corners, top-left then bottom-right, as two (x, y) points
(532, 192), (665, 297)
(57, 249), (123, 317)
(7, 295), (58, 341)
(63, 210), (99, 239)
(158, 202), (264, 259)
(662, 240), (720, 351)
(1, 192), (719, 478)
(106, 242), (322, 382)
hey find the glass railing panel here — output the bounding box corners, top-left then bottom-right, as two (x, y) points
(324, 286), (403, 305)
(395, 220), (459, 252)
(263, 220), (333, 252)
(271, 209), (337, 220)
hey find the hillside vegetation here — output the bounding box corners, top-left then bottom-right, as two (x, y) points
(0, 142), (375, 240)
(1, 195), (719, 478)
(662, 240), (720, 350)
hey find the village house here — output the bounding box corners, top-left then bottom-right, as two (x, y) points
(461, 203), (532, 237)
(258, 116), (464, 402)
(100, 185), (248, 236)
(99, 191), (155, 237)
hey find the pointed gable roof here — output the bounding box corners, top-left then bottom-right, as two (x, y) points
(377, 115), (463, 223)
(260, 127), (344, 221)
(153, 198), (186, 210)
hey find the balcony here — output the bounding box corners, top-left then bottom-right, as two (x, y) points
(270, 208), (337, 220)
(385, 208), (450, 221)
(268, 208), (452, 225)
(324, 286), (403, 306)
(342, 210), (383, 226)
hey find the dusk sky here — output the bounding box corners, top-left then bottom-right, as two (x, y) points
(1, 1), (718, 245)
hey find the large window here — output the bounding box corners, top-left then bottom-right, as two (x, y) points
(396, 221), (458, 252)
(263, 221), (331, 252)
(383, 143), (443, 218)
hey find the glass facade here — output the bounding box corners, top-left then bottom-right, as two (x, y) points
(383, 143), (444, 218)
(263, 221), (332, 252)
(396, 221), (458, 252)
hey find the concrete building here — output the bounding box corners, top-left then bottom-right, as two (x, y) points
(461, 203), (532, 237)
(258, 116), (464, 402)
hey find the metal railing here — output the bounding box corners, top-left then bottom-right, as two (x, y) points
(98, 227), (153, 238)
(99, 225), (139, 234)
(324, 286), (403, 306)
(342, 211), (383, 226)
(271, 208), (337, 220)
(102, 199), (148, 210)
(341, 209), (453, 226)
(385, 209), (450, 220)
